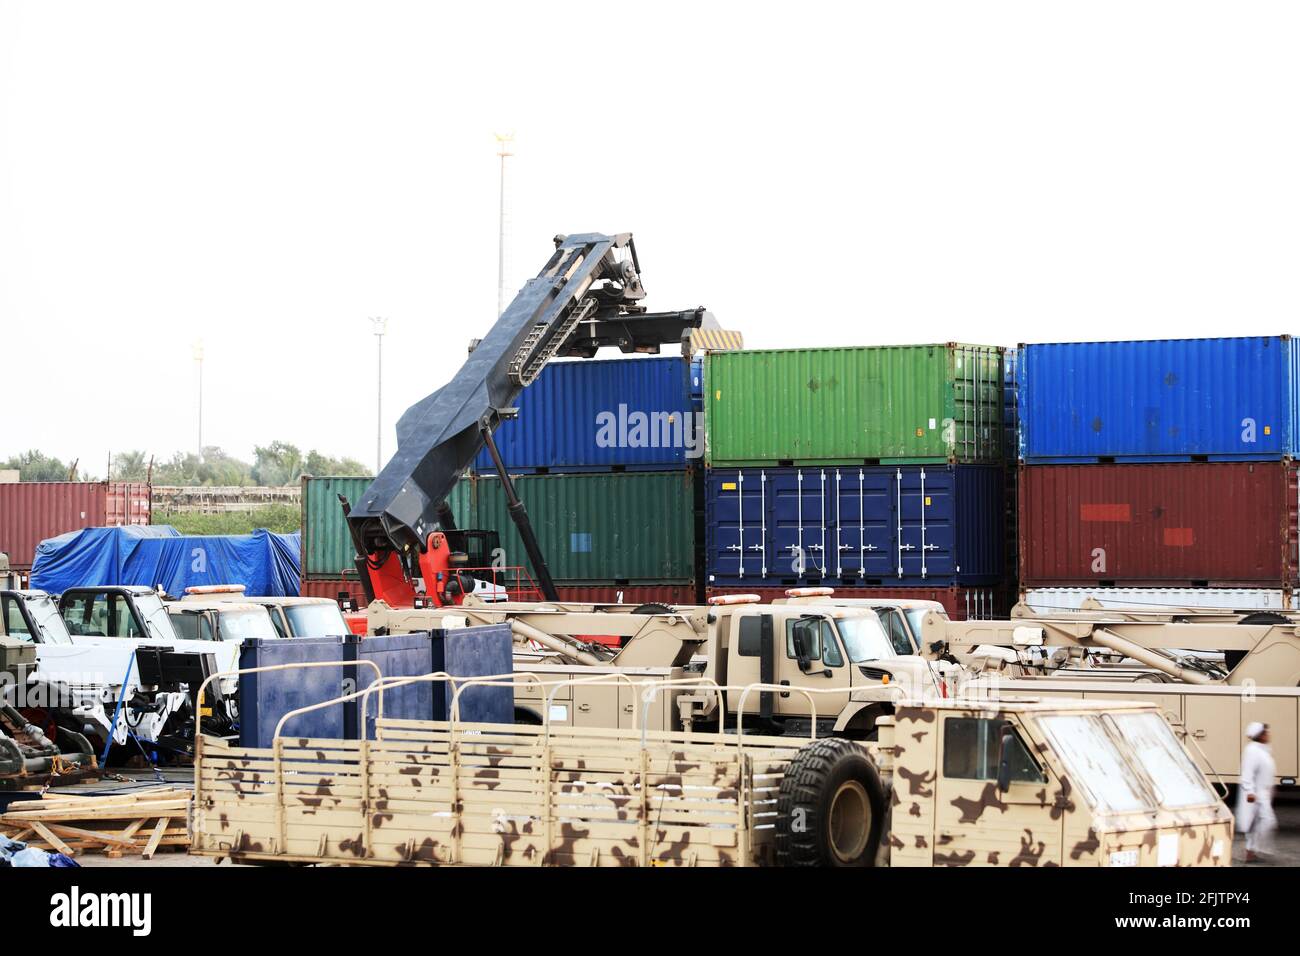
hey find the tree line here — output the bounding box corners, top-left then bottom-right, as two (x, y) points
(2, 443), (369, 486)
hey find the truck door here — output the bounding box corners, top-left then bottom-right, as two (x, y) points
(932, 715), (1062, 866)
(774, 615), (851, 720)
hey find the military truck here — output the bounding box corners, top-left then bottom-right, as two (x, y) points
(369, 596), (957, 738)
(166, 597), (282, 643)
(178, 585), (352, 638)
(190, 679), (1231, 867)
(905, 609), (1300, 786)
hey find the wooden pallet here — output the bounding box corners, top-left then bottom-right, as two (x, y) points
(0, 786), (191, 859)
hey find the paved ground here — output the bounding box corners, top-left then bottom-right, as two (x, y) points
(1233, 790), (1300, 866)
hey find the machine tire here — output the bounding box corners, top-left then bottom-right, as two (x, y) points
(630, 603), (674, 615)
(775, 737), (884, 867)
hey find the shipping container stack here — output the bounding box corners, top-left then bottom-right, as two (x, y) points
(701, 344), (1014, 619)
(299, 355), (704, 605)
(1017, 335), (1300, 611)
(0, 480), (151, 575)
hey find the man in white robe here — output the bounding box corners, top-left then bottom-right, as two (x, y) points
(1236, 721), (1276, 863)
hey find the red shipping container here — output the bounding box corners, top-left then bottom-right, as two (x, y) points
(0, 481), (152, 570)
(553, 585), (698, 606)
(296, 580), (699, 609)
(298, 577), (368, 606)
(1018, 461), (1298, 587)
(705, 586), (1010, 621)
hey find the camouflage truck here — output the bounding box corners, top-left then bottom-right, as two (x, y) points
(368, 596), (954, 739)
(922, 610), (1300, 787)
(190, 681), (1231, 867)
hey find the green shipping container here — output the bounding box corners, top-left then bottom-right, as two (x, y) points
(472, 471), (696, 585)
(301, 475), (474, 580)
(704, 344), (1005, 466)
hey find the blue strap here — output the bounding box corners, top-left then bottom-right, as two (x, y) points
(99, 652), (136, 766)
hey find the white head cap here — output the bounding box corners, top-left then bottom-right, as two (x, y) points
(1245, 721), (1266, 740)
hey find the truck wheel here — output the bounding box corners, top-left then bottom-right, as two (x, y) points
(775, 737), (884, 867)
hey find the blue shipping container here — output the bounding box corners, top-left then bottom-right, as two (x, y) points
(704, 465), (1004, 588)
(1003, 346), (1019, 459)
(1019, 336), (1300, 461)
(472, 356), (695, 473)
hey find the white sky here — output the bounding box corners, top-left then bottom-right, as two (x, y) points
(2, 1), (1298, 476)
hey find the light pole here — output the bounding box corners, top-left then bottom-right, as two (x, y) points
(192, 340), (204, 462)
(495, 132), (514, 316)
(370, 317), (388, 473)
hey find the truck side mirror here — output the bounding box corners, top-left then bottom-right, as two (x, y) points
(996, 730), (1016, 793)
(791, 619), (817, 673)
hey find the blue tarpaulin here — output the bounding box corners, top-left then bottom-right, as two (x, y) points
(30, 526), (301, 597)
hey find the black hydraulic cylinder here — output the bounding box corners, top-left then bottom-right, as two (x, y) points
(436, 499), (458, 532)
(338, 494), (377, 606)
(481, 428), (559, 601)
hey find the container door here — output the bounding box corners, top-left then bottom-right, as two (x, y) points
(834, 468), (893, 583)
(896, 469), (951, 583)
(932, 714), (1062, 866)
(771, 469), (831, 581)
(1184, 696), (1241, 778)
(708, 470), (768, 583)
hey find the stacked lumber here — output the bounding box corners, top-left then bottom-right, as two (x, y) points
(0, 787), (191, 859)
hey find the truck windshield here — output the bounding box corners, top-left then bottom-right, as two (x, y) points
(835, 614), (896, 663)
(133, 593), (181, 643)
(217, 609), (280, 641)
(25, 594), (73, 645)
(1038, 714), (1154, 814)
(1106, 711), (1218, 809)
(284, 603), (350, 637)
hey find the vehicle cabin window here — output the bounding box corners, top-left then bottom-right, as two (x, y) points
(171, 613), (215, 641)
(736, 615), (766, 657)
(785, 617), (843, 667)
(268, 608), (290, 639)
(2, 597), (31, 640)
(876, 608), (916, 655)
(943, 717), (1045, 783)
(62, 594), (142, 638)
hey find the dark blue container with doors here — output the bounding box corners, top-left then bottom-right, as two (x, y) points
(237, 624), (514, 748)
(704, 465), (1004, 588)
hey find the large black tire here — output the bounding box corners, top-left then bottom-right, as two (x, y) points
(775, 737), (885, 867)
(630, 603), (675, 615)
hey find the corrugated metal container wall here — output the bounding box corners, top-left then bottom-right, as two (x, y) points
(297, 580), (699, 609)
(471, 357), (693, 473)
(0, 481), (149, 570)
(301, 475), (473, 579)
(1019, 336), (1300, 461)
(554, 585), (698, 605)
(1003, 347), (1019, 457)
(704, 586), (1011, 621)
(704, 345), (1004, 466)
(105, 482), (152, 526)
(704, 465), (1004, 588)
(1021, 587), (1289, 613)
(298, 577), (367, 606)
(1018, 462), (1298, 586)
(473, 471), (696, 584)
